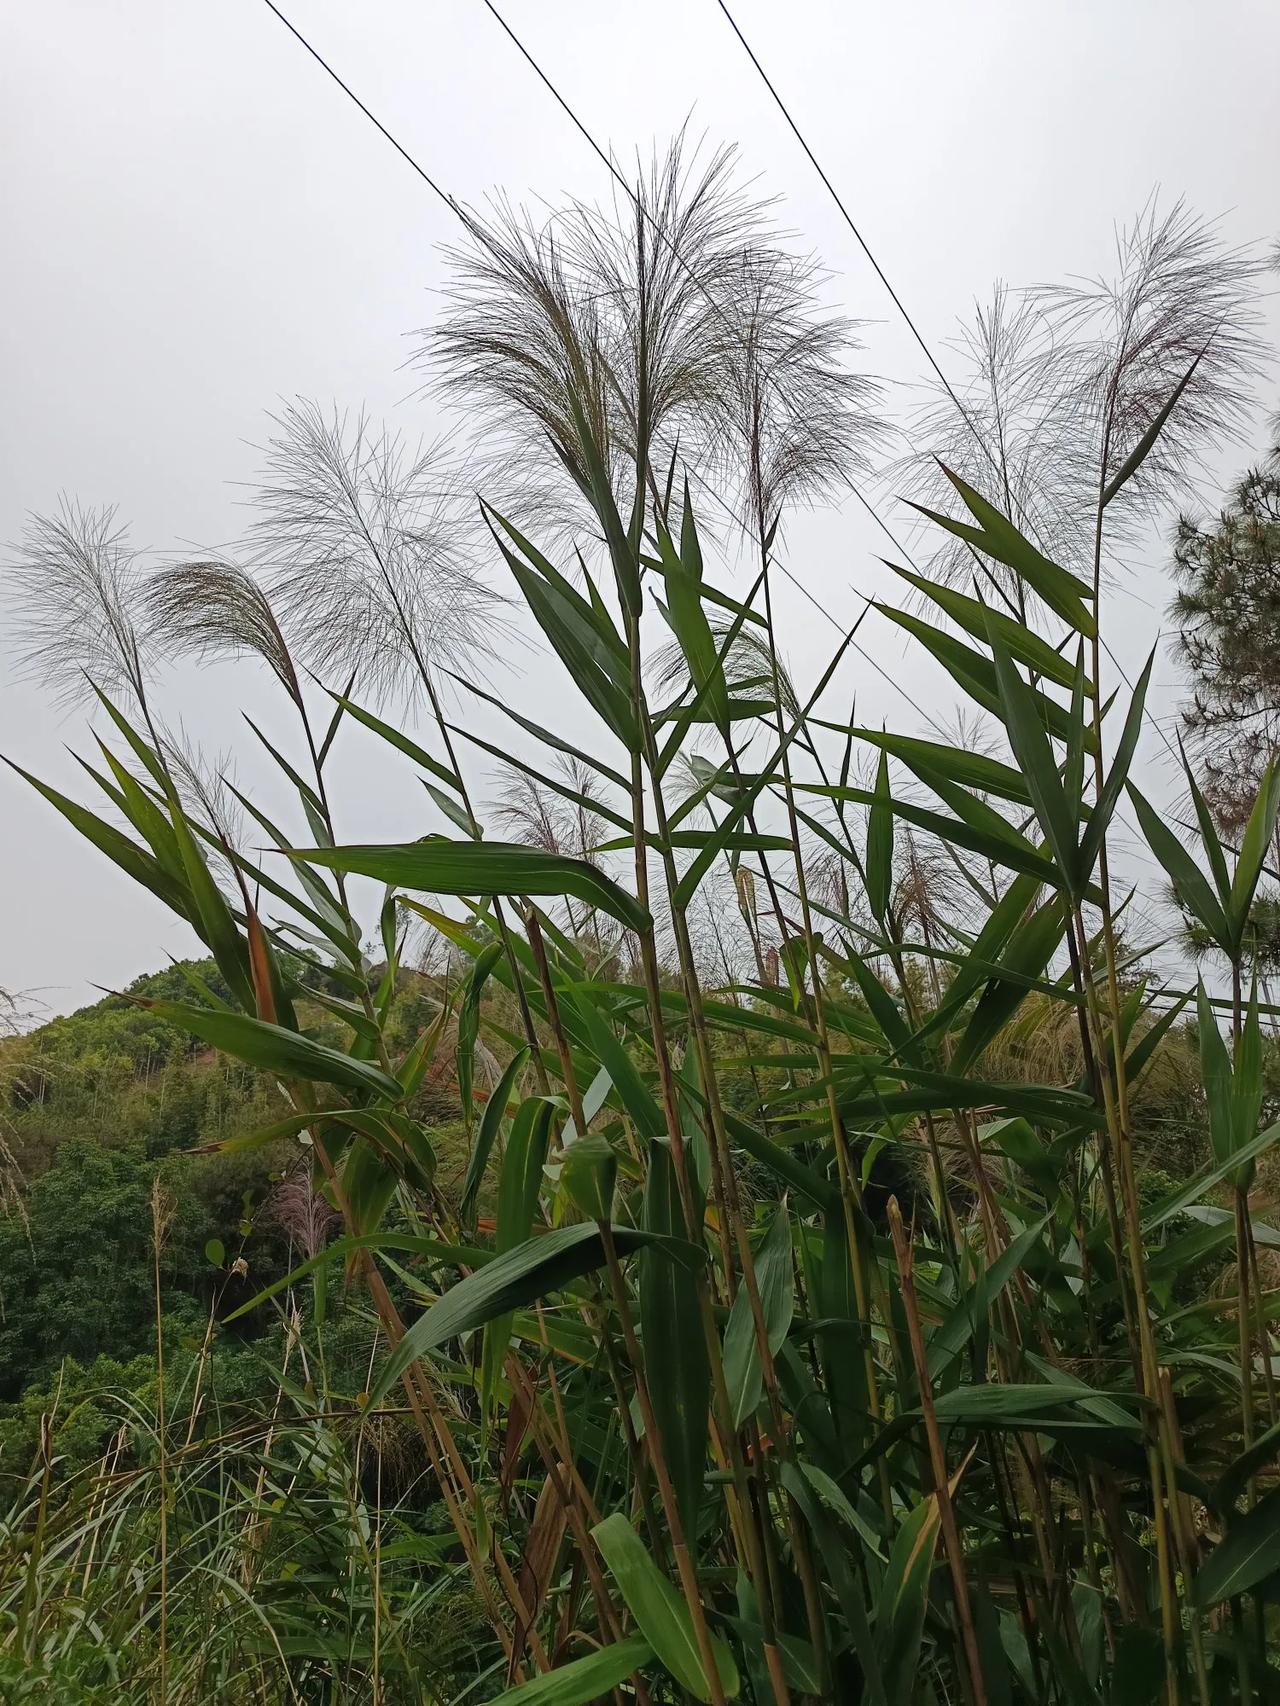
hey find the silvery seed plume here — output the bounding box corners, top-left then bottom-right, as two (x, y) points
(4, 499), (149, 711)
(707, 244), (886, 552)
(246, 400), (508, 708)
(895, 284), (1095, 612)
(146, 556), (304, 709)
(425, 194), (614, 546)
(1031, 197), (1267, 546)
(564, 133), (779, 482)
(896, 203), (1266, 619)
(425, 133), (782, 545)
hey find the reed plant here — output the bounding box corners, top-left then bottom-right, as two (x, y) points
(3, 146), (1278, 1705)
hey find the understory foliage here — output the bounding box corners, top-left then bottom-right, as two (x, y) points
(5, 144), (1280, 1705)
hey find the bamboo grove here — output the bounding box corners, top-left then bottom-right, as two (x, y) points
(4, 148), (1280, 1704)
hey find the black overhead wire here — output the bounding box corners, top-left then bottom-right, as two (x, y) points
(713, 0), (1001, 485)
(259, 0), (462, 219)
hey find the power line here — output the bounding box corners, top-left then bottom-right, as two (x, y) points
(713, 0), (1000, 485)
(258, 0), (461, 218)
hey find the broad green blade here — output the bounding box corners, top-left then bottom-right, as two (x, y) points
(482, 1635), (654, 1705)
(370, 1224), (705, 1405)
(289, 840), (651, 933)
(591, 1513), (739, 1701)
(137, 999), (402, 1101)
(722, 1204), (795, 1426)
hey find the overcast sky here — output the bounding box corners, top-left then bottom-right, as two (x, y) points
(3, 0), (1278, 1018)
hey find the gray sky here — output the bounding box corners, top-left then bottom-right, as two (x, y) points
(3, 0), (1278, 1017)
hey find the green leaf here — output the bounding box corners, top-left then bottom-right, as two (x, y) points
(657, 565), (767, 774)
(166, 799), (255, 1011)
(1229, 761), (1280, 943)
(371, 1224), (705, 1404)
(89, 740), (186, 877)
(1142, 1118), (1280, 1232)
(951, 896), (1066, 1071)
(495, 1100), (555, 1251)
(930, 1380), (1139, 1432)
(804, 783), (1060, 887)
(987, 624), (1080, 891)
(329, 693), (461, 793)
(840, 943), (918, 1062)
(8, 760), (193, 918)
(876, 1492), (942, 1700)
(1179, 741), (1232, 903)
(1080, 647), (1155, 878)
(87, 682), (172, 788)
(1129, 785), (1230, 950)
(927, 1216), (1051, 1380)
(458, 942), (504, 1127)
(591, 1514), (739, 1702)
(486, 505), (638, 750)
(204, 1238), (225, 1267)
(639, 1142), (710, 1538)
(673, 623), (855, 905)
(919, 869), (1048, 1035)
(723, 1205), (795, 1426)
(827, 724), (1035, 807)
(289, 840), (650, 933)
(1193, 1485), (1280, 1606)
(1231, 988), (1266, 1190)
(888, 564), (1087, 689)
(341, 1108), (436, 1193)
(563, 393), (641, 617)
(1216, 1418), (1280, 1515)
(482, 1636), (654, 1705)
(462, 1048), (528, 1227)
(656, 497), (729, 731)
(866, 751), (894, 922)
(1124, 993), (1190, 1086)
(568, 987), (664, 1139)
(448, 725), (631, 835)
(137, 1000), (403, 1101)
(222, 782), (354, 954)
(481, 1095), (556, 1410)
(819, 1065), (1094, 1130)
(1102, 351), (1204, 507)
(923, 465), (1096, 633)
(442, 669), (630, 792)
(423, 778), (480, 839)
(225, 1230), (493, 1322)
(593, 829), (793, 855)
(340, 1131), (399, 1238)
(559, 1134), (617, 1223)
(1197, 979), (1235, 1169)
(780, 1463), (886, 1704)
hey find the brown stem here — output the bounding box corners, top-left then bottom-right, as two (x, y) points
(888, 1197), (987, 1706)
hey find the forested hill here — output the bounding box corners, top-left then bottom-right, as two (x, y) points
(0, 966), (280, 1422)
(0, 958), (460, 1465)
